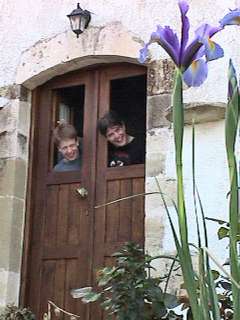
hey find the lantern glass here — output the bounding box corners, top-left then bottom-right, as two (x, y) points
(70, 15), (81, 33)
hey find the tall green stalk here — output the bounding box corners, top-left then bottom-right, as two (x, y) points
(225, 60), (240, 320)
(172, 68), (202, 320)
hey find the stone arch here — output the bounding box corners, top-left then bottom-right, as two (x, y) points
(16, 21), (144, 89)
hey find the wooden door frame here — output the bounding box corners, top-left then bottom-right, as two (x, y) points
(20, 62), (147, 309)
(20, 88), (40, 306)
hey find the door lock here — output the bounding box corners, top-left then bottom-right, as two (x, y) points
(76, 187), (88, 198)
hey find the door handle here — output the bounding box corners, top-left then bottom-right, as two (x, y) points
(76, 187), (88, 198)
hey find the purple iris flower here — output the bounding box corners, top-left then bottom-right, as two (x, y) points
(140, 1), (226, 87)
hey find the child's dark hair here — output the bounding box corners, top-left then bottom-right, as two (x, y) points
(53, 122), (77, 146)
(97, 111), (124, 136)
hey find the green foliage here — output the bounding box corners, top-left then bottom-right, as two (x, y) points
(159, 59), (240, 320)
(205, 218), (240, 242)
(0, 305), (35, 320)
(76, 242), (182, 320)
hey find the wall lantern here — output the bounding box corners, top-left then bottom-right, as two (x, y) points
(67, 3), (91, 37)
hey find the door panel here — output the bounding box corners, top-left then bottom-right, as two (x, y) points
(92, 66), (146, 319)
(23, 64), (146, 320)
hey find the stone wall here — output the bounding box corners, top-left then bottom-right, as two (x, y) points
(0, 85), (31, 306)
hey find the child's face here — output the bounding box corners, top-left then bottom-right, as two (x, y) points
(58, 138), (79, 161)
(106, 124), (127, 147)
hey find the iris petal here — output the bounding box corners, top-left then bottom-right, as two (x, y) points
(195, 23), (222, 39)
(183, 59), (208, 87)
(182, 24), (222, 70)
(150, 25), (180, 65)
(139, 43), (149, 63)
(204, 39), (224, 61)
(178, 0), (190, 58)
(220, 9), (240, 27)
(181, 39), (202, 70)
(193, 24), (224, 62)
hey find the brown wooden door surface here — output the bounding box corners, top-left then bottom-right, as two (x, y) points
(23, 64), (146, 320)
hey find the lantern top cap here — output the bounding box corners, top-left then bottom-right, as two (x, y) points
(67, 3), (89, 17)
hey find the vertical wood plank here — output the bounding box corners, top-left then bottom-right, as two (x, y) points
(68, 184), (81, 245)
(39, 261), (56, 319)
(106, 180), (120, 243)
(65, 259), (85, 318)
(57, 185), (69, 246)
(132, 177), (145, 245)
(119, 179), (132, 242)
(54, 260), (66, 309)
(44, 185), (58, 247)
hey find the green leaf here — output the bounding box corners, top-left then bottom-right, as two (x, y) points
(225, 59), (240, 320)
(217, 226), (229, 239)
(211, 270), (220, 281)
(81, 292), (102, 303)
(100, 299), (112, 311)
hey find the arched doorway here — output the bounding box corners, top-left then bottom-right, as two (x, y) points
(21, 63), (146, 319)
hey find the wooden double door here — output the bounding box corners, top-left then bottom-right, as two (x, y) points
(22, 64), (146, 319)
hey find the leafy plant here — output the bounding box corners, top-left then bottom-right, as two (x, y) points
(71, 242), (182, 320)
(0, 304), (35, 320)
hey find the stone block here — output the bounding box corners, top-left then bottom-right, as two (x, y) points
(147, 94), (171, 129)
(0, 196), (24, 272)
(0, 158), (27, 199)
(0, 131), (17, 158)
(5, 271), (20, 306)
(166, 102), (226, 125)
(146, 152), (166, 177)
(145, 127), (172, 177)
(0, 85), (29, 101)
(0, 100), (30, 159)
(0, 269), (7, 306)
(145, 176), (177, 205)
(17, 133), (28, 160)
(0, 269), (20, 307)
(0, 100), (18, 134)
(147, 60), (175, 96)
(146, 127), (171, 154)
(18, 101), (31, 137)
